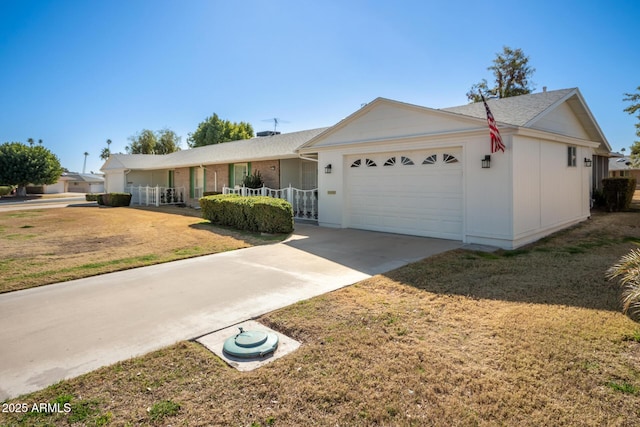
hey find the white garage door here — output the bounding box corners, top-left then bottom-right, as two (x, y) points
(346, 149), (463, 240)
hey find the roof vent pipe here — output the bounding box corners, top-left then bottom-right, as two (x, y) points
(543, 86), (547, 93)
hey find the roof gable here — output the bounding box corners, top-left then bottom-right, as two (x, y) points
(443, 88), (610, 152)
(301, 98), (489, 150)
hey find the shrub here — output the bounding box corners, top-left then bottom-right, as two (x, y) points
(200, 194), (293, 234)
(592, 187), (606, 208)
(0, 186), (13, 196)
(602, 177), (636, 211)
(203, 191), (222, 197)
(85, 193), (99, 201)
(243, 170), (264, 189)
(607, 248), (640, 322)
(96, 193), (132, 207)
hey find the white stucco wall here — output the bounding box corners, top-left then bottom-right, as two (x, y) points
(462, 134), (514, 248)
(104, 171), (126, 193)
(531, 103), (591, 140)
(511, 135), (592, 248)
(317, 151), (345, 228)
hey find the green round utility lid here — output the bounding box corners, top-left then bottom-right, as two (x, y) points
(235, 330), (268, 348)
(223, 327), (279, 359)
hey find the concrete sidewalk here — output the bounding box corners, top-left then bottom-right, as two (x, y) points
(0, 224), (462, 400)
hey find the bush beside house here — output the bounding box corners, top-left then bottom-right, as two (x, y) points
(97, 193), (132, 207)
(0, 186), (14, 197)
(602, 177), (637, 211)
(200, 194), (294, 234)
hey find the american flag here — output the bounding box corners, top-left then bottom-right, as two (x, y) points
(481, 94), (505, 153)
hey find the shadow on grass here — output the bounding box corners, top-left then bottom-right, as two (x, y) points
(382, 212), (640, 313)
(188, 221), (289, 246)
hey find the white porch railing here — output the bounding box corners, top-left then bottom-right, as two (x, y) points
(222, 185), (318, 220)
(126, 185), (186, 207)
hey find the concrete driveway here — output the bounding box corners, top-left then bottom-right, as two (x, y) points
(0, 224), (462, 400)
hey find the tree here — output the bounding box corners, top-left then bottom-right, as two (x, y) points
(126, 129), (181, 154)
(83, 152), (89, 173)
(466, 46), (536, 102)
(623, 86), (640, 167)
(99, 139), (113, 161)
(187, 113), (254, 148)
(156, 128), (181, 154)
(0, 142), (63, 197)
(607, 248), (640, 322)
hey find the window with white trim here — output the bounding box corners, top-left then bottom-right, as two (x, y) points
(568, 146), (577, 167)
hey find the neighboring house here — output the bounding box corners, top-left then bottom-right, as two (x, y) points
(608, 155), (640, 186)
(29, 173), (105, 194)
(101, 87), (611, 249)
(101, 128), (327, 206)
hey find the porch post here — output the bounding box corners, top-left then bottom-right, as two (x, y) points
(155, 185), (160, 207)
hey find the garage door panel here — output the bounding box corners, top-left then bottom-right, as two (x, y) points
(346, 149), (463, 240)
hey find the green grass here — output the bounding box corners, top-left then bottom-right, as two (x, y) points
(4, 211), (43, 218)
(606, 381), (639, 395)
(3, 255), (162, 284)
(2, 234), (37, 240)
(148, 400), (181, 422)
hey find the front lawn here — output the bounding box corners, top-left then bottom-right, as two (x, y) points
(0, 205), (279, 293)
(1, 210), (639, 426)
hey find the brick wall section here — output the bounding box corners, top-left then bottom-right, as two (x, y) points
(204, 164), (229, 193)
(173, 167), (191, 205)
(250, 160), (280, 188)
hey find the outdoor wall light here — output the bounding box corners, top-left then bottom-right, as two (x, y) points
(325, 164), (332, 174)
(270, 165), (276, 171)
(584, 157), (592, 167)
(481, 155), (491, 169)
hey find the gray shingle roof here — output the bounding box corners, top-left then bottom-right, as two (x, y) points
(441, 88), (576, 126)
(59, 173), (104, 182)
(102, 127), (329, 171)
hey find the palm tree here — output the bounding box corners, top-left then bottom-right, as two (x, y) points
(100, 138), (112, 161)
(83, 152), (89, 174)
(38, 139), (43, 145)
(27, 138), (34, 147)
(99, 147), (110, 161)
(607, 249), (640, 321)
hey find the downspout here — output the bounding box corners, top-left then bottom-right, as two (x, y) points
(123, 169), (131, 193)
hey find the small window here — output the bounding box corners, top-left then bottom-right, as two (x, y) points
(422, 155), (437, 165)
(443, 154), (458, 164)
(351, 159), (362, 168)
(365, 158), (377, 167)
(568, 146), (577, 167)
(401, 156), (414, 165)
(384, 157), (396, 166)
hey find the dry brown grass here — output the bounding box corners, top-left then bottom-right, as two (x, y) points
(1, 209), (640, 426)
(0, 205), (275, 293)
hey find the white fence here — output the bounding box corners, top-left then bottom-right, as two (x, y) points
(126, 185), (186, 207)
(222, 185), (318, 220)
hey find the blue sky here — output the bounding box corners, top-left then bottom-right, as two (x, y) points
(0, 0), (638, 174)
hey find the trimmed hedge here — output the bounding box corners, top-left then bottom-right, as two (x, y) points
(199, 194), (294, 234)
(97, 192), (132, 207)
(85, 193), (99, 201)
(602, 177), (637, 212)
(0, 186), (13, 196)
